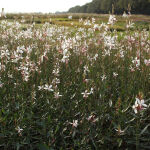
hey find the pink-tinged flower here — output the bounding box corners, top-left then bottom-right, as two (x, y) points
(0, 82), (3, 88)
(93, 24), (99, 30)
(115, 126), (125, 135)
(132, 57), (140, 68)
(81, 90), (91, 98)
(70, 120), (78, 128)
(132, 98), (147, 114)
(87, 115), (98, 123)
(16, 126), (23, 136)
(16, 126), (23, 133)
(83, 79), (91, 83)
(129, 66), (135, 72)
(144, 59), (150, 66)
(54, 92), (62, 99)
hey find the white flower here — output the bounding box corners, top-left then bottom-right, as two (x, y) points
(79, 18), (83, 23)
(101, 75), (107, 81)
(16, 126), (23, 134)
(132, 57), (140, 68)
(108, 15), (117, 25)
(81, 90), (91, 98)
(92, 18), (96, 24)
(113, 72), (118, 77)
(115, 126), (125, 135)
(122, 12), (128, 18)
(104, 35), (116, 50)
(38, 85), (44, 90)
(52, 68), (60, 76)
(144, 59), (150, 66)
(126, 21), (134, 29)
(87, 115), (98, 123)
(90, 88), (94, 94)
(132, 98), (147, 114)
(8, 74), (13, 78)
(44, 84), (53, 92)
(38, 84), (53, 92)
(0, 82), (3, 88)
(93, 54), (98, 60)
(84, 20), (91, 26)
(93, 24), (99, 30)
(68, 16), (72, 19)
(84, 79), (91, 83)
(52, 78), (60, 84)
(70, 120), (78, 128)
(83, 65), (90, 75)
(54, 92), (62, 99)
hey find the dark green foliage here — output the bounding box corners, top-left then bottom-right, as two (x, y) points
(68, 0), (150, 15)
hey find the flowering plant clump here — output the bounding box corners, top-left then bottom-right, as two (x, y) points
(0, 13), (150, 149)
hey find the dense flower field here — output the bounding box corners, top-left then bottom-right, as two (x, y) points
(0, 15), (150, 149)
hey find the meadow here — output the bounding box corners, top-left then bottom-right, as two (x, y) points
(0, 13), (150, 149)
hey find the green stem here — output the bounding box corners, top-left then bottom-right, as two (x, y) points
(136, 117), (140, 150)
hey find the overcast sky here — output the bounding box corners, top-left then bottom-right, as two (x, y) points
(1, 0), (92, 13)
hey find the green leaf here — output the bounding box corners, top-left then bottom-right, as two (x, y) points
(140, 124), (150, 135)
(38, 144), (50, 150)
(16, 143), (21, 150)
(117, 138), (122, 147)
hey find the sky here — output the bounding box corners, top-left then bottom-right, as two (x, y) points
(0, 0), (92, 13)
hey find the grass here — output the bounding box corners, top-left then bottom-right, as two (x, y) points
(2, 13), (150, 31)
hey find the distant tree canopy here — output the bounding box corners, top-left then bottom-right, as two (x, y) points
(68, 0), (150, 15)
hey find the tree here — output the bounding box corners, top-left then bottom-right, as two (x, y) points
(68, 0), (150, 15)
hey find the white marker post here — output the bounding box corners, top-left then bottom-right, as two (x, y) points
(1, 8), (6, 18)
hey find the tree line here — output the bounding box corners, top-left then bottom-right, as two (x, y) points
(68, 0), (150, 15)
